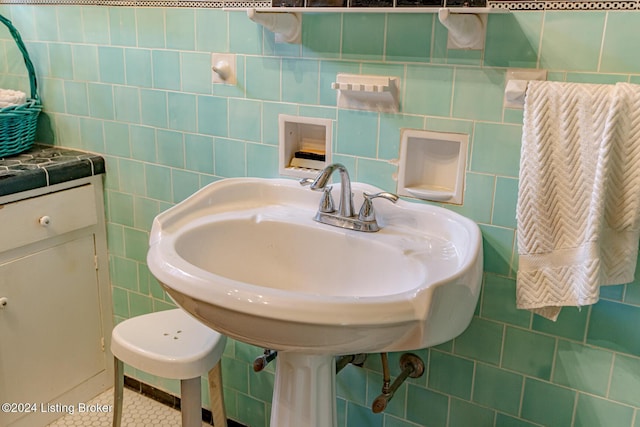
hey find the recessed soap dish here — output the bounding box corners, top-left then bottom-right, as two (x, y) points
(279, 114), (333, 179)
(397, 129), (468, 205)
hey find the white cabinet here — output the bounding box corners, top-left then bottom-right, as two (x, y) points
(0, 176), (113, 427)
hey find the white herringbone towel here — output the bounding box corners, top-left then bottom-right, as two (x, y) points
(517, 81), (640, 321)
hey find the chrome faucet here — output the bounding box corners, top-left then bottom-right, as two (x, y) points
(300, 163), (399, 232)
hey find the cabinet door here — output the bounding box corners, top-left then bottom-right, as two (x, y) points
(0, 235), (105, 425)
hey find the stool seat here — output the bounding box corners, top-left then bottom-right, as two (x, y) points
(111, 309), (226, 380)
(110, 309), (227, 427)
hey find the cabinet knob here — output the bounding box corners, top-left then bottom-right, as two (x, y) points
(0, 297), (7, 309)
(39, 216), (51, 227)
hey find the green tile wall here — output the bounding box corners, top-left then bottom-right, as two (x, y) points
(3, 6), (640, 426)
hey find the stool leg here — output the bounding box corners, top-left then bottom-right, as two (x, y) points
(208, 362), (227, 427)
(181, 377), (202, 427)
(113, 358), (124, 427)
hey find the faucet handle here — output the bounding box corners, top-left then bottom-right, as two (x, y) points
(358, 191), (399, 222)
(319, 186), (335, 213)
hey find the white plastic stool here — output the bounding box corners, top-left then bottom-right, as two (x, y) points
(111, 309), (228, 427)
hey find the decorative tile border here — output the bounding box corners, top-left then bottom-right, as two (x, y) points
(1, 0), (639, 9)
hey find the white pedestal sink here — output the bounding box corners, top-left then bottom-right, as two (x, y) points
(147, 178), (483, 427)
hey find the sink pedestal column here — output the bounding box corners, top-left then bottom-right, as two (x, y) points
(270, 353), (336, 427)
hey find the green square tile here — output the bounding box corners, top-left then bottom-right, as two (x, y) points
(140, 89), (168, 128)
(522, 378), (576, 427)
(82, 7), (110, 45)
(124, 228), (148, 263)
(473, 363), (523, 415)
(58, 5), (84, 43)
(130, 125), (157, 163)
(167, 92), (197, 132)
(496, 414), (541, 427)
(98, 46), (125, 84)
(249, 369), (274, 404)
(282, 59), (319, 104)
(125, 49), (152, 88)
(180, 52), (211, 94)
(552, 340), (613, 396)
(48, 43), (73, 79)
(103, 121), (130, 157)
(502, 327), (555, 380)
(41, 78), (65, 113)
(565, 72), (628, 84)
(452, 67), (505, 122)
(195, 9), (228, 53)
(114, 86), (140, 124)
(404, 65), (454, 116)
(342, 14), (385, 61)
(79, 118), (105, 153)
(531, 306), (588, 342)
(406, 385), (448, 427)
(454, 317), (503, 365)
(587, 300), (640, 357)
(336, 109), (378, 157)
(540, 12), (605, 72)
(264, 28), (301, 58)
(110, 255), (137, 291)
(346, 402), (382, 427)
(575, 394), (634, 427)
(185, 134), (214, 174)
(471, 122), (522, 177)
(112, 287), (129, 318)
(229, 11), (263, 55)
(386, 14), (432, 63)
(247, 143), (278, 178)
(145, 164), (173, 202)
(152, 50), (181, 91)
(504, 108), (524, 125)
(378, 114), (424, 160)
(72, 45), (99, 81)
(356, 158), (396, 193)
(484, 12), (542, 68)
(215, 138), (246, 178)
(447, 172), (495, 224)
(109, 8), (137, 47)
(246, 56), (281, 101)
(27, 42), (50, 80)
(428, 350), (474, 399)
(118, 158), (146, 196)
(156, 129), (184, 168)
(166, 9), (195, 51)
(129, 293), (153, 317)
(337, 364), (367, 405)
(609, 354), (640, 407)
(198, 95), (228, 137)
(172, 169), (199, 203)
(482, 274), (531, 327)
(34, 7), (58, 41)
(136, 8), (165, 49)
(479, 224), (515, 276)
(600, 12), (640, 73)
(449, 398), (495, 427)
(236, 393), (267, 427)
(109, 191), (134, 227)
(54, 115), (81, 149)
(133, 196), (159, 231)
(492, 177), (518, 228)
(64, 81), (89, 116)
(228, 98), (261, 142)
(302, 13), (341, 59)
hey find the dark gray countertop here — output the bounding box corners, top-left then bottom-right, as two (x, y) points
(0, 144), (105, 197)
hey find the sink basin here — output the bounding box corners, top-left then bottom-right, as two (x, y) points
(147, 177), (483, 426)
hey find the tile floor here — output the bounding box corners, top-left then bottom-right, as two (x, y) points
(46, 387), (211, 427)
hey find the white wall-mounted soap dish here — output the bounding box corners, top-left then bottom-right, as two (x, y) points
(332, 74), (400, 113)
(279, 114), (333, 179)
(397, 129), (468, 205)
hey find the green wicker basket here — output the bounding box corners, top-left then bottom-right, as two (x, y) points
(0, 14), (42, 158)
